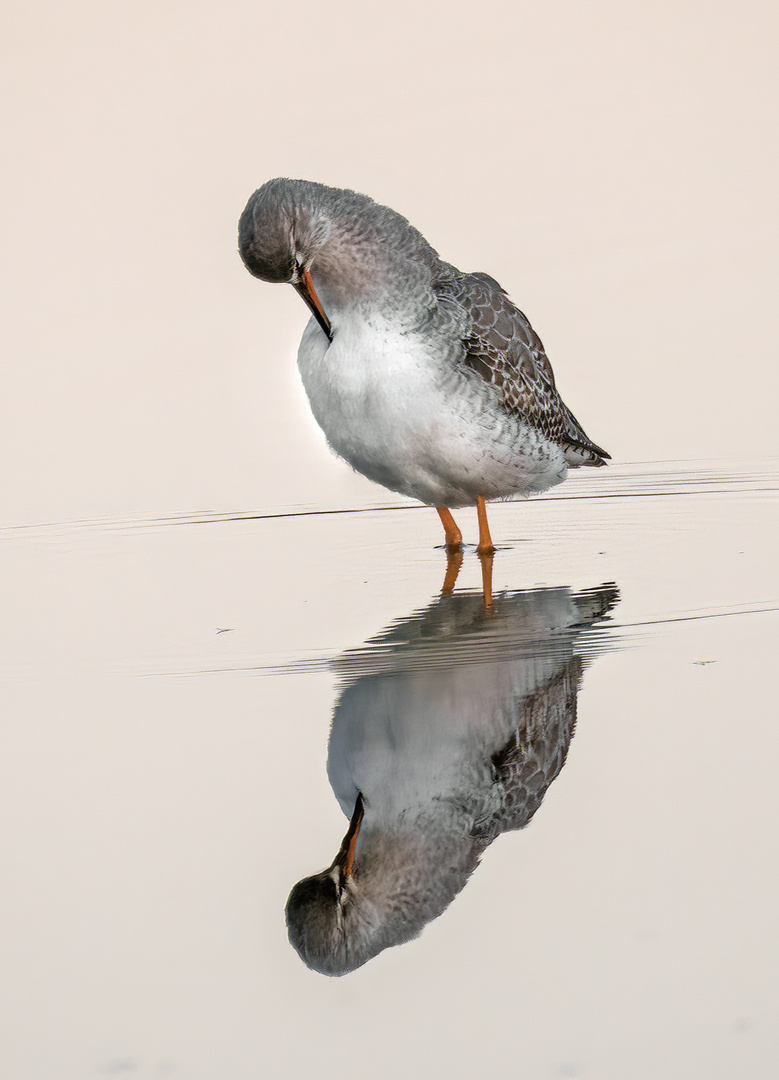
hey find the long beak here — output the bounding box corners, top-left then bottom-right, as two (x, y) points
(331, 793), (364, 880)
(292, 270), (332, 342)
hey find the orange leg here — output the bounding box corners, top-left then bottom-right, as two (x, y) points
(441, 549), (463, 595)
(475, 495), (495, 556)
(436, 507), (462, 551)
(479, 550), (494, 609)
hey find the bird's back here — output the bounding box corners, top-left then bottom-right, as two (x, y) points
(435, 268), (609, 467)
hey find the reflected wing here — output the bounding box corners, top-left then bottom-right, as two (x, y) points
(473, 657), (582, 839)
(441, 271), (609, 464)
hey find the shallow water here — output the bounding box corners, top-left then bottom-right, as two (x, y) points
(1, 459), (777, 1078)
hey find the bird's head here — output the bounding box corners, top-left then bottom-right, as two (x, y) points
(285, 793), (384, 976)
(238, 177), (442, 338)
(239, 178), (333, 338)
(285, 794), (477, 976)
(238, 179), (332, 282)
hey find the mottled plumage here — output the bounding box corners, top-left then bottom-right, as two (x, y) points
(285, 583), (619, 975)
(440, 271), (609, 466)
(239, 179), (609, 531)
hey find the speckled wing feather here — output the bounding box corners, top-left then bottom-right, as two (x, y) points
(441, 271), (609, 465)
(468, 583), (618, 841)
(473, 658), (582, 842)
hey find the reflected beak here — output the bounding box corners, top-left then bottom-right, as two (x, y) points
(293, 270), (332, 342)
(331, 793), (364, 880)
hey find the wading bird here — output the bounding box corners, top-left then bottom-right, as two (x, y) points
(239, 180), (608, 599)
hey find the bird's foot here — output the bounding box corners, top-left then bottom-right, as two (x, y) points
(436, 507), (463, 550)
(475, 495), (495, 560)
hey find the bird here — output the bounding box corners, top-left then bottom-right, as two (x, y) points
(285, 582), (619, 975)
(238, 179), (609, 563)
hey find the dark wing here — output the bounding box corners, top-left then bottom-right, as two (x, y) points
(465, 583), (618, 844)
(470, 657), (582, 842)
(441, 271), (609, 464)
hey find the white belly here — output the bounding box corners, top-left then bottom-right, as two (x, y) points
(296, 316), (566, 507)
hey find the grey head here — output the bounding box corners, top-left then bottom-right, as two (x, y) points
(238, 178), (442, 326)
(285, 792), (402, 978)
(238, 179), (332, 284)
(286, 806), (479, 977)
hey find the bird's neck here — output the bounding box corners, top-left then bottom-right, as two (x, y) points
(309, 215), (441, 328)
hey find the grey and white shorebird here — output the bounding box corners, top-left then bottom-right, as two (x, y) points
(238, 179), (609, 561)
(285, 583), (618, 975)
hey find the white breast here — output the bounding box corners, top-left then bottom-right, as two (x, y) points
(296, 314), (567, 507)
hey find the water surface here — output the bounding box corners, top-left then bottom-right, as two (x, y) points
(1, 460), (777, 1078)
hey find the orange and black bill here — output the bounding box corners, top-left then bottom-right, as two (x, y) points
(332, 793), (364, 879)
(293, 270), (332, 342)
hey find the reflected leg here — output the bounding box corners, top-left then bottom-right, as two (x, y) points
(479, 550), (494, 609)
(441, 549), (463, 595)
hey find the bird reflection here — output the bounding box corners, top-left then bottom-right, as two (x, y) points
(286, 583), (619, 975)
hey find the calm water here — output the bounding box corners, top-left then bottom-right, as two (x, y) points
(5, 0), (779, 1072)
(1, 460), (777, 1078)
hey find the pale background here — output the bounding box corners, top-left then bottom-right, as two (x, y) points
(2, 3), (778, 1080)
(3, 0), (777, 526)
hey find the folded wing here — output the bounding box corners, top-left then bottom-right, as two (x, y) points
(441, 271), (609, 466)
